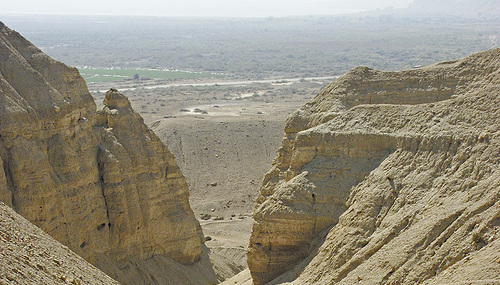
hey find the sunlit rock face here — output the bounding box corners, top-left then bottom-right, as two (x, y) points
(0, 22), (206, 284)
(248, 48), (500, 284)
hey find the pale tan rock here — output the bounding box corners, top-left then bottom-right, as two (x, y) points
(248, 48), (500, 284)
(0, 201), (119, 284)
(0, 22), (212, 284)
(95, 89), (203, 266)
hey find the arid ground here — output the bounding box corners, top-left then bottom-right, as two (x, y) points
(88, 78), (329, 278)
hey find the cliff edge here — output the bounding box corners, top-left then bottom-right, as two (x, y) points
(0, 22), (215, 284)
(248, 49), (500, 284)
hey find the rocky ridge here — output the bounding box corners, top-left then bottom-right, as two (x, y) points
(248, 49), (500, 284)
(0, 22), (215, 284)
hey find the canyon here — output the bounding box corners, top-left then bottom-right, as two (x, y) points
(1, 20), (499, 285)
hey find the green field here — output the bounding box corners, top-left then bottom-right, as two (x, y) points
(78, 67), (225, 83)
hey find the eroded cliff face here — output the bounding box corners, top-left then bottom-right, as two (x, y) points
(248, 49), (500, 284)
(0, 22), (211, 284)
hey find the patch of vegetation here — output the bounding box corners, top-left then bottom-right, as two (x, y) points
(9, 14), (499, 80)
(200, 213), (212, 220)
(78, 67), (224, 83)
(472, 231), (486, 245)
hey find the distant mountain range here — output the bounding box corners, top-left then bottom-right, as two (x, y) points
(408, 0), (500, 17)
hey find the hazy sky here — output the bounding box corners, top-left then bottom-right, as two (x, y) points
(1, 0), (414, 17)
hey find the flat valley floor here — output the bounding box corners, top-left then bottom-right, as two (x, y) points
(89, 78), (329, 280)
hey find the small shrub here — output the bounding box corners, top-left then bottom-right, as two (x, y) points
(200, 213), (211, 220)
(472, 232), (485, 245)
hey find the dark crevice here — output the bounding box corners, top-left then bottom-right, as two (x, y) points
(0, 145), (16, 209)
(97, 146), (111, 230)
(312, 192), (317, 234)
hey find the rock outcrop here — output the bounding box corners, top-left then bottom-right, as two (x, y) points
(0, 201), (119, 284)
(0, 22), (214, 284)
(248, 49), (500, 284)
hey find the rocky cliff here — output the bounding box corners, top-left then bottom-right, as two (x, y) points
(0, 22), (215, 284)
(248, 49), (500, 284)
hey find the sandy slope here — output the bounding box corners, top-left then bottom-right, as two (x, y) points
(0, 202), (119, 284)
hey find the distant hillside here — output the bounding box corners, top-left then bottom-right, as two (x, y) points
(408, 0), (500, 17)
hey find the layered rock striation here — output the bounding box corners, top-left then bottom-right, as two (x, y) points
(248, 49), (500, 284)
(0, 22), (211, 284)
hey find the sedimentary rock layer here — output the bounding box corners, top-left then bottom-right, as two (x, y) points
(248, 49), (500, 284)
(0, 22), (211, 284)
